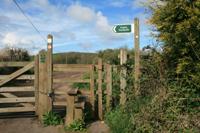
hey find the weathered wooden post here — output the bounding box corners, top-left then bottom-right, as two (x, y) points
(120, 49), (127, 105)
(47, 34), (53, 111)
(66, 90), (76, 126)
(38, 50), (48, 120)
(106, 64), (112, 111)
(98, 58), (103, 120)
(90, 65), (95, 117)
(34, 55), (39, 115)
(134, 18), (140, 96)
(65, 89), (85, 126)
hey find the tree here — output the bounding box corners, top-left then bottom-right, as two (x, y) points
(149, 0), (200, 84)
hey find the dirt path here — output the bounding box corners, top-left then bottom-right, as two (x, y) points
(0, 118), (110, 133)
(87, 121), (110, 133)
(0, 118), (64, 133)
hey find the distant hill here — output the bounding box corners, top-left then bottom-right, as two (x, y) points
(53, 52), (98, 64)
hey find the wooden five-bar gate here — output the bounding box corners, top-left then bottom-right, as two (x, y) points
(0, 61), (36, 113)
(0, 35), (113, 125)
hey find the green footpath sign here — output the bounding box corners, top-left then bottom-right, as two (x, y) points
(113, 24), (133, 33)
(40, 54), (46, 63)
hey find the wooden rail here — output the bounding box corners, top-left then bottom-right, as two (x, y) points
(0, 107), (35, 113)
(0, 86), (34, 92)
(0, 97), (35, 103)
(53, 79), (90, 83)
(0, 75), (34, 80)
(0, 62), (34, 86)
(0, 62), (31, 67)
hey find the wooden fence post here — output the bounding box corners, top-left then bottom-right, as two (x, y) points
(47, 34), (53, 111)
(90, 65), (95, 117)
(34, 55), (39, 115)
(98, 58), (103, 120)
(106, 64), (112, 111)
(134, 18), (140, 96)
(120, 49), (127, 105)
(38, 50), (49, 121)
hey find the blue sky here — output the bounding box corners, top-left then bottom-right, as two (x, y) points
(0, 0), (154, 54)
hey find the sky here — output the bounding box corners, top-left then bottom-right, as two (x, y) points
(0, 0), (154, 54)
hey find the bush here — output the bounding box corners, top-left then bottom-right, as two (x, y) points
(105, 107), (132, 133)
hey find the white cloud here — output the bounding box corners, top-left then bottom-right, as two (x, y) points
(2, 33), (20, 47)
(66, 3), (96, 23)
(0, 1), (130, 54)
(109, 1), (127, 8)
(95, 11), (118, 40)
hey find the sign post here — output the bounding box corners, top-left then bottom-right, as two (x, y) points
(113, 18), (140, 96)
(113, 24), (133, 33)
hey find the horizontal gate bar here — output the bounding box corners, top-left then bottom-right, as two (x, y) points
(0, 97), (35, 103)
(53, 79), (90, 83)
(0, 75), (35, 80)
(0, 107), (35, 113)
(0, 62), (31, 67)
(0, 86), (35, 93)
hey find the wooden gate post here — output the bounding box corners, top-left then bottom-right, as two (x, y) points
(47, 34), (53, 111)
(38, 50), (50, 121)
(120, 49), (127, 105)
(98, 58), (103, 120)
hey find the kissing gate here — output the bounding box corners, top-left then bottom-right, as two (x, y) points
(0, 35), (113, 125)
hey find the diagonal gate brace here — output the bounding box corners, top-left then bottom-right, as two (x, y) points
(0, 62), (34, 87)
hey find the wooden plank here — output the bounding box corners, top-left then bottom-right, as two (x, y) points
(53, 67), (90, 72)
(0, 93), (34, 107)
(0, 107), (35, 113)
(53, 79), (90, 83)
(0, 75), (35, 80)
(0, 86), (34, 92)
(66, 94), (75, 126)
(106, 64), (112, 111)
(0, 62), (34, 87)
(134, 18), (140, 96)
(53, 101), (66, 106)
(74, 108), (83, 120)
(54, 91), (66, 95)
(54, 64), (91, 68)
(54, 90), (90, 96)
(34, 55), (39, 115)
(98, 58), (103, 120)
(0, 62), (31, 67)
(0, 97), (35, 103)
